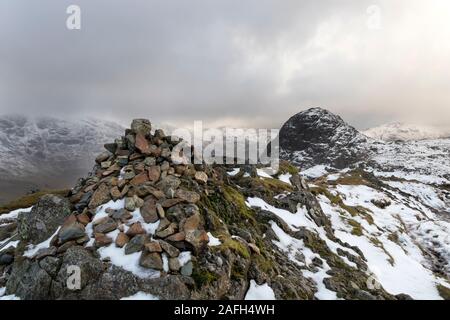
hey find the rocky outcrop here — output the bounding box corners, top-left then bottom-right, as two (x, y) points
(17, 195), (71, 244)
(279, 108), (368, 169)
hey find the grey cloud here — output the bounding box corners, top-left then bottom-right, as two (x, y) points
(1, 0), (449, 130)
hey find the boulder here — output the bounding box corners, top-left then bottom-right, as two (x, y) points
(17, 194), (72, 245)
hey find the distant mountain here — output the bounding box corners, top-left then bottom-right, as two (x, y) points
(0, 115), (124, 203)
(279, 108), (368, 169)
(363, 122), (450, 141)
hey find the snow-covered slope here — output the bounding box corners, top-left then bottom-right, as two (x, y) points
(0, 115), (124, 202)
(279, 108), (450, 299)
(363, 122), (450, 142)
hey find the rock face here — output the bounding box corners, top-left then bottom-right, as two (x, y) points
(0, 117), (404, 300)
(17, 195), (72, 244)
(279, 108), (368, 169)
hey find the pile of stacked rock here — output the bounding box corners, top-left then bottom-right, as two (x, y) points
(53, 119), (211, 275)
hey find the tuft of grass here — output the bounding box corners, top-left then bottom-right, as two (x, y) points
(348, 219), (364, 236)
(192, 268), (218, 288)
(278, 160), (299, 175)
(222, 185), (254, 220)
(0, 189), (70, 215)
(221, 238), (250, 259)
(437, 284), (450, 300)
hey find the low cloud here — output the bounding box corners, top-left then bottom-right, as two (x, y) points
(1, 0), (450, 129)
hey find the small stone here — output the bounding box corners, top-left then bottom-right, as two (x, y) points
(129, 153), (143, 161)
(125, 197), (137, 211)
(108, 208), (132, 222)
(156, 176), (181, 193)
(133, 195), (144, 208)
(150, 189), (165, 199)
(124, 234), (146, 255)
(185, 230), (209, 253)
(104, 143), (117, 154)
(158, 240), (180, 257)
(126, 222), (146, 237)
(88, 183), (112, 209)
(59, 221), (86, 244)
(174, 165), (187, 175)
(102, 163), (121, 176)
(131, 119), (152, 136)
(165, 232), (185, 242)
(169, 257), (181, 272)
(156, 222), (177, 238)
(115, 232), (129, 248)
(135, 132), (151, 154)
(110, 186), (121, 200)
(156, 218), (171, 232)
(130, 172), (149, 186)
(76, 212), (90, 225)
(194, 171), (208, 184)
(160, 198), (183, 208)
(148, 165), (161, 182)
(140, 198), (159, 223)
(94, 233), (113, 247)
(175, 189), (201, 203)
(95, 151), (111, 164)
(93, 218), (117, 234)
(123, 166), (136, 180)
(144, 241), (162, 253)
(160, 161), (170, 172)
(180, 261), (193, 276)
(101, 161), (112, 169)
(183, 213), (201, 233)
(117, 156), (129, 166)
(134, 162), (146, 174)
(156, 203), (165, 218)
(139, 252), (163, 270)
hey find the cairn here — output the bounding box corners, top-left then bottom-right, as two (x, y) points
(54, 119), (211, 275)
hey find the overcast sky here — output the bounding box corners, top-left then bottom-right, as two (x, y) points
(1, 0), (450, 129)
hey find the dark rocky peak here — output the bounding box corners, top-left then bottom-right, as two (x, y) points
(279, 108), (368, 169)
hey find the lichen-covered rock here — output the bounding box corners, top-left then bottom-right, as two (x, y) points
(17, 194), (71, 244)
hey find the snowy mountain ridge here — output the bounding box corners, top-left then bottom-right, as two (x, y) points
(363, 122), (450, 142)
(279, 108), (450, 299)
